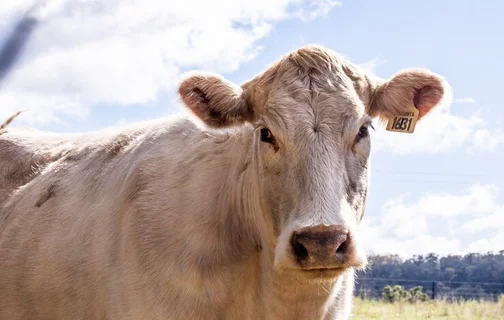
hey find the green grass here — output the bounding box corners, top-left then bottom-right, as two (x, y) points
(352, 296), (504, 320)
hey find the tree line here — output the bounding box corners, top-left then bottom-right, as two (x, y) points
(355, 251), (504, 300)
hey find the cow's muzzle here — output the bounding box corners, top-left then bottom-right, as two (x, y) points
(290, 224), (357, 270)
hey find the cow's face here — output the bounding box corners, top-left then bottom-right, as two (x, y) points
(179, 46), (447, 280)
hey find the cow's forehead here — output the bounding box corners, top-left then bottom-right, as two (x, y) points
(258, 51), (367, 135)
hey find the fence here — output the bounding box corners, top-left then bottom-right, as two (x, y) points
(354, 277), (504, 301)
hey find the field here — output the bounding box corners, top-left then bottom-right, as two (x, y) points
(352, 297), (504, 320)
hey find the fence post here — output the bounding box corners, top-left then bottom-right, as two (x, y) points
(431, 281), (436, 300)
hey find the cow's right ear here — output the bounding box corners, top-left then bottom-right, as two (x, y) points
(178, 72), (254, 128)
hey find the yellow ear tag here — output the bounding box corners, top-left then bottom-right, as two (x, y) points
(386, 105), (419, 134)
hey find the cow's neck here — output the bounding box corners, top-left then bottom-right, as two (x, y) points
(254, 235), (354, 319)
(260, 268), (354, 320)
(205, 130), (354, 319)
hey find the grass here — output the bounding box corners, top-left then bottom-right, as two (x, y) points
(352, 296), (504, 320)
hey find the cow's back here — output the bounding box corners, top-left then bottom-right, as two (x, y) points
(0, 129), (71, 207)
(0, 116), (212, 319)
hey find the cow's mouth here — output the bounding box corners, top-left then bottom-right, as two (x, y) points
(297, 266), (348, 280)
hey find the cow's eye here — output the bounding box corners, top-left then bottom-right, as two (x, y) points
(355, 124), (373, 143)
(357, 126), (369, 139)
(260, 128), (274, 144)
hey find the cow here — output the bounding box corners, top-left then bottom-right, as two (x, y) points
(0, 45), (448, 320)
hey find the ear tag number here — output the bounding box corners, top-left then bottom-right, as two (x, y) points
(386, 105), (419, 134)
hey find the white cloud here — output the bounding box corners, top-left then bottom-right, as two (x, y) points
(0, 0), (340, 126)
(454, 97), (476, 104)
(466, 239), (493, 254)
(357, 57), (385, 74)
(460, 212), (504, 234)
(360, 217), (462, 258)
(291, 0), (342, 22)
(410, 184), (500, 218)
(468, 128), (504, 152)
(0, 0), (33, 22)
(465, 230), (504, 254)
(361, 184), (504, 257)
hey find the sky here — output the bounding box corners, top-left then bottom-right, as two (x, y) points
(0, 0), (503, 258)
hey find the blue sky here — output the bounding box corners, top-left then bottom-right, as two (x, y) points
(1, 0), (503, 257)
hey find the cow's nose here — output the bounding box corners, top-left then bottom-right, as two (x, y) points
(290, 225), (350, 269)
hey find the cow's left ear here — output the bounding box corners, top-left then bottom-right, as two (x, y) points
(179, 72), (254, 128)
(368, 69), (448, 122)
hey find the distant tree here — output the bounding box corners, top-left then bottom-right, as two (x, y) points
(382, 285), (428, 303)
(382, 285), (410, 303)
(409, 286), (429, 303)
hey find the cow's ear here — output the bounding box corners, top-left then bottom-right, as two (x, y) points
(368, 69), (448, 122)
(178, 72), (254, 128)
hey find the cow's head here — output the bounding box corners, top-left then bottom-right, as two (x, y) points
(178, 46), (447, 279)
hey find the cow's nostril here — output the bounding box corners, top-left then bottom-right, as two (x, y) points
(336, 237), (349, 254)
(291, 236), (309, 261)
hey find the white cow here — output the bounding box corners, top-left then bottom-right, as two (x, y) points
(0, 45), (447, 319)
